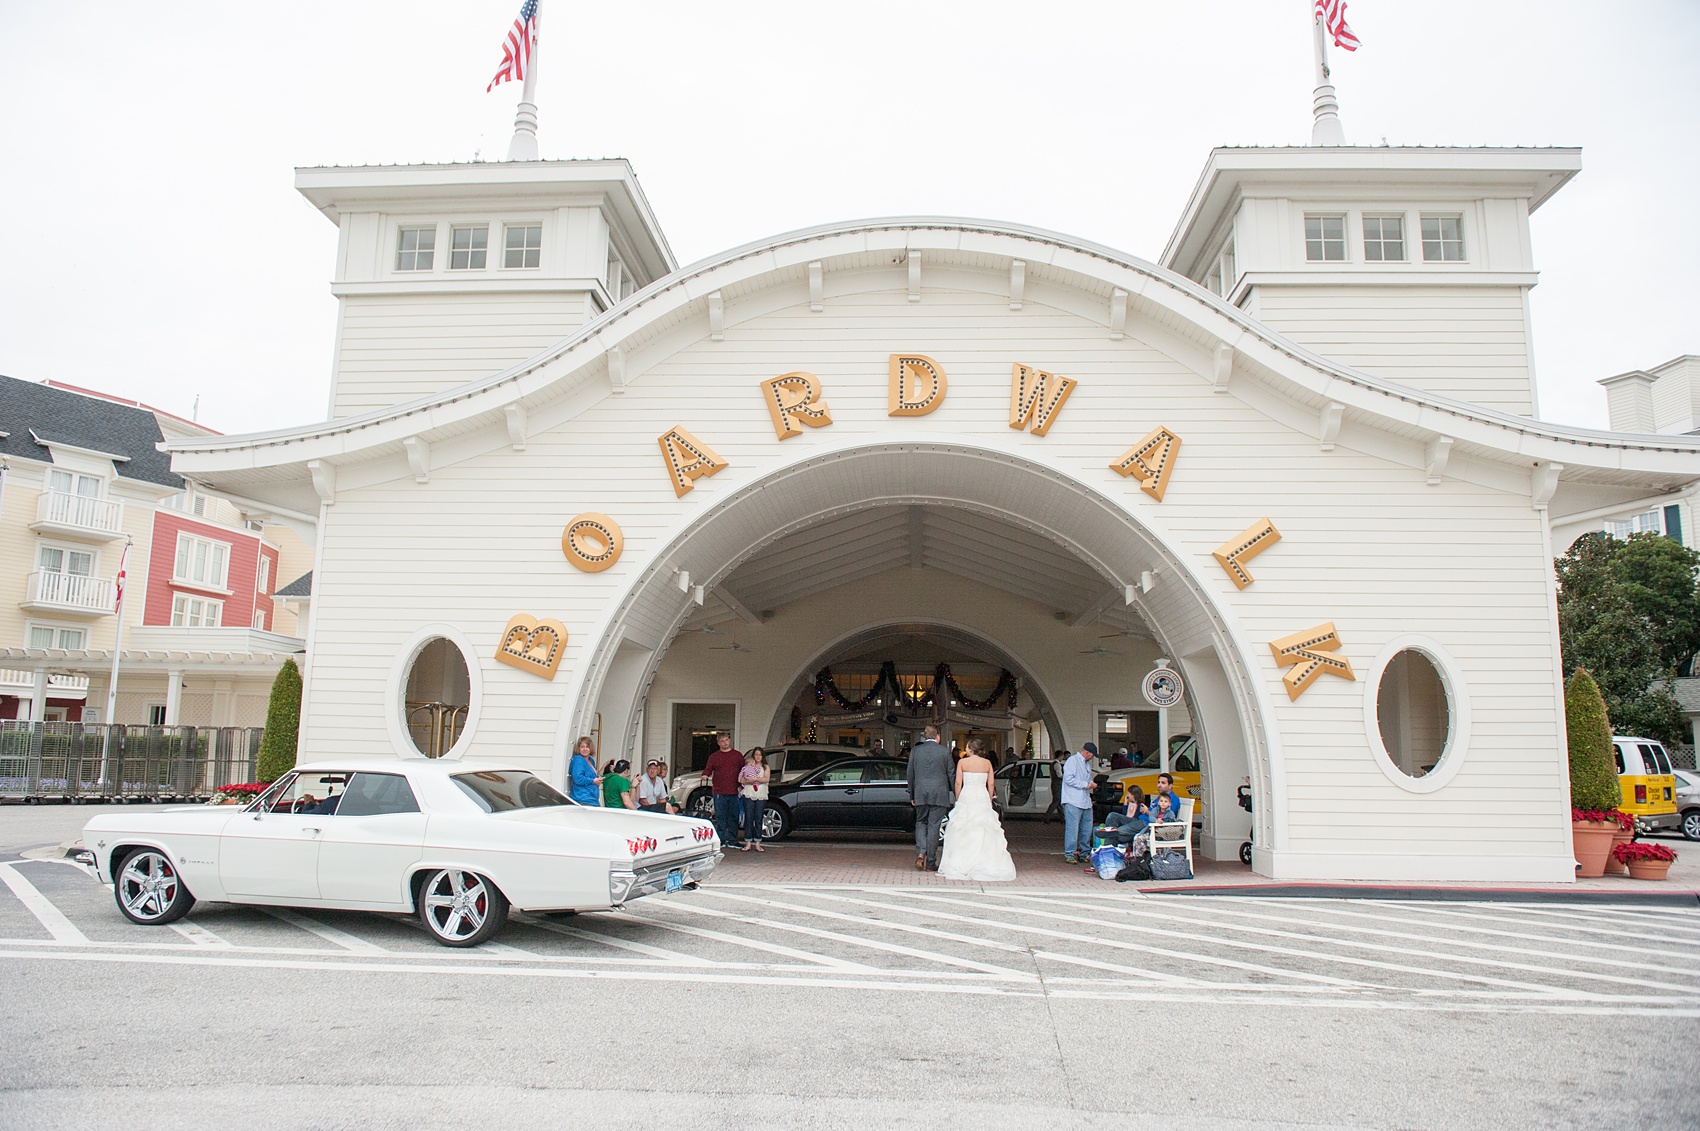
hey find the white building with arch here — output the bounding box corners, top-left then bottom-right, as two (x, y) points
(169, 147), (1700, 883)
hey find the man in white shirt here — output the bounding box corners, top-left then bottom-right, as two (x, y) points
(636, 760), (673, 813)
(1061, 742), (1098, 864)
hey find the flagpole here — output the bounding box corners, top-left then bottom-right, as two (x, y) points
(506, 2), (541, 160)
(99, 537), (132, 790)
(1310, 7), (1347, 145)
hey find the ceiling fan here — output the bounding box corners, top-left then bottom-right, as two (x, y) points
(709, 625), (755, 653)
(1078, 644), (1122, 657)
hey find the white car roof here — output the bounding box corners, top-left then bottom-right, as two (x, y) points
(294, 757), (531, 776)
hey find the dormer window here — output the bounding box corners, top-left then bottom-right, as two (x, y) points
(396, 226), (436, 271)
(450, 225), (488, 270)
(503, 224), (542, 269)
(1421, 215), (1465, 262)
(1362, 215), (1405, 261)
(1304, 214), (1347, 262)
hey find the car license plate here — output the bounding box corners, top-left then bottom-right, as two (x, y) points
(665, 869), (684, 893)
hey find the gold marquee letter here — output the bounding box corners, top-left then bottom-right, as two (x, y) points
(1009, 363), (1078, 437)
(561, 512), (624, 573)
(1213, 519), (1281, 590)
(761, 372), (833, 440)
(1109, 427), (1182, 502)
(1269, 622), (1355, 700)
(888, 354), (947, 417)
(495, 614), (568, 680)
(657, 426), (729, 498)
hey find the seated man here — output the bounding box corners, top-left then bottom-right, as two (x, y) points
(1095, 785), (1149, 846)
(1110, 747), (1134, 771)
(306, 792), (341, 815)
(1150, 772), (1182, 820)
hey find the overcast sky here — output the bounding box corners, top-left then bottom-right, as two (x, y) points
(1, 1), (1695, 436)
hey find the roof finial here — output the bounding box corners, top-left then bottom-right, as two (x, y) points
(1309, 1), (1353, 146)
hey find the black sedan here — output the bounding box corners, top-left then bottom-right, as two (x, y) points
(762, 758), (917, 839)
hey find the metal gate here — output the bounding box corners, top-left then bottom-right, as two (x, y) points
(0, 722), (263, 802)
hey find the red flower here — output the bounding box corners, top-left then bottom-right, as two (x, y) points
(1612, 841), (1678, 864)
(215, 782), (267, 796)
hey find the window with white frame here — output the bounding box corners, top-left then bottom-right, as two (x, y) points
(38, 544), (94, 577)
(252, 610), (267, 629)
(27, 623), (87, 650)
(47, 469), (102, 498)
(450, 225), (488, 270)
(148, 704), (166, 726)
(257, 556), (271, 594)
(171, 594), (223, 627)
(503, 224), (542, 269)
(1421, 215), (1465, 262)
(1304, 214), (1347, 262)
(1362, 215), (1405, 261)
(396, 226), (436, 271)
(607, 249), (626, 302)
(173, 532), (229, 589)
(1605, 510), (1662, 539)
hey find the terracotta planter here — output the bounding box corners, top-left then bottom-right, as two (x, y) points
(1604, 828), (1634, 875)
(1625, 858), (1673, 881)
(1572, 820), (1616, 878)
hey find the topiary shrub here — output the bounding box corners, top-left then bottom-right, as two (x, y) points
(256, 658), (303, 783)
(1565, 667), (1619, 814)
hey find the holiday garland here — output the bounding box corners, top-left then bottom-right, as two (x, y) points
(813, 661), (1016, 713)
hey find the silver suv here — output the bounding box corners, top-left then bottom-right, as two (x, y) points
(669, 744), (872, 816)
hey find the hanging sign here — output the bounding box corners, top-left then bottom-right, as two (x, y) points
(1142, 666), (1185, 709)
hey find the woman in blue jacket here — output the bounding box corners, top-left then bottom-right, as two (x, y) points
(568, 736), (602, 805)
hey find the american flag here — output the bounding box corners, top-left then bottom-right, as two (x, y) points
(1314, 0), (1361, 52)
(487, 0), (539, 93)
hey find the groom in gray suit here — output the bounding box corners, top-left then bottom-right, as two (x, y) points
(907, 724), (953, 871)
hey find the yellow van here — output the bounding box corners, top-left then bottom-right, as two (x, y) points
(1096, 735), (1205, 821)
(1611, 736), (1680, 833)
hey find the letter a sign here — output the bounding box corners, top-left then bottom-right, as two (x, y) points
(657, 427), (729, 498)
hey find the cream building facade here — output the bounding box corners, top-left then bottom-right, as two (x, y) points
(168, 146), (1700, 883)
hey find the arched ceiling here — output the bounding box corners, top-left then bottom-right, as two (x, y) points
(679, 502), (1148, 641)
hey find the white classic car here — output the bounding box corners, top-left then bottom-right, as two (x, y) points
(78, 757), (723, 947)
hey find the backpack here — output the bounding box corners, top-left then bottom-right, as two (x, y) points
(1116, 849), (1153, 882)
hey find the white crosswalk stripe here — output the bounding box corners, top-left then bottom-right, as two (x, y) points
(0, 861), (1695, 1016)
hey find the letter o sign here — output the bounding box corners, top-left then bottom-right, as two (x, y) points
(561, 513), (624, 573)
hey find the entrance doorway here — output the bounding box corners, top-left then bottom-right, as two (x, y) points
(670, 702), (735, 773)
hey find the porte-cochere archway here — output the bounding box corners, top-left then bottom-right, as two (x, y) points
(563, 438), (1279, 863)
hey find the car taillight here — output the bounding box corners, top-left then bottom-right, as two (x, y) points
(626, 837), (657, 855)
(1635, 784), (1647, 804)
(691, 826), (714, 843)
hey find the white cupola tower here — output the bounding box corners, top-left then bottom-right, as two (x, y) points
(296, 160), (675, 419)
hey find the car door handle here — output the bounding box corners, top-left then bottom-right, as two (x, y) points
(302, 827), (321, 836)
(844, 788), (860, 795)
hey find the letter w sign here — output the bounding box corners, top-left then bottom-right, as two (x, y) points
(1008, 364), (1078, 437)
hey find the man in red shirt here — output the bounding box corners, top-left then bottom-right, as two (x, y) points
(702, 732), (745, 849)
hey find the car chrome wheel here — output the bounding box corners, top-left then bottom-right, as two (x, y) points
(760, 806), (785, 840)
(114, 849), (195, 925)
(418, 868), (509, 947)
(1683, 810), (1700, 842)
(686, 790), (713, 819)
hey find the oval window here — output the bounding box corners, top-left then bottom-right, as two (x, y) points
(1375, 649), (1451, 779)
(403, 637), (471, 758)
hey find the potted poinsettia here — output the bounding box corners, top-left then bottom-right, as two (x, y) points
(1613, 841), (1678, 881)
(1602, 809), (1636, 874)
(1564, 671), (1621, 878)
(211, 782), (267, 805)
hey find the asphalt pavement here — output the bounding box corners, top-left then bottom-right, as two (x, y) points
(1, 803), (1696, 1130)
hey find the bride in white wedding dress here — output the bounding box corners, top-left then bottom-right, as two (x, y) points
(937, 739), (1017, 882)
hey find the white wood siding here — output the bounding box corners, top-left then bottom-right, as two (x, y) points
(330, 292), (594, 417)
(1252, 284), (1536, 416)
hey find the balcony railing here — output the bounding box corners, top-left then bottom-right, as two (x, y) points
(32, 491), (124, 539)
(23, 571), (115, 616)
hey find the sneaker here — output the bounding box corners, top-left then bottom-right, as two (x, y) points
(1063, 855), (1078, 865)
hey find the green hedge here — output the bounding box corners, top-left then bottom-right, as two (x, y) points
(1565, 668), (1620, 812)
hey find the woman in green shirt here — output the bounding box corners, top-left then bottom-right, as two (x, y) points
(601, 759), (636, 810)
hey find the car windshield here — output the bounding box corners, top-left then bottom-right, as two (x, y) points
(452, 770), (572, 813)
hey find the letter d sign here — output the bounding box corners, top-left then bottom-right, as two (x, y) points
(888, 354), (947, 417)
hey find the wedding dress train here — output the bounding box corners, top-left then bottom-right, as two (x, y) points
(936, 772), (1017, 882)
